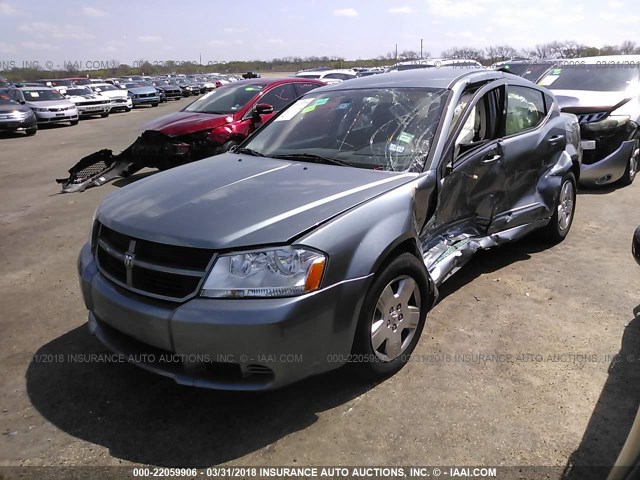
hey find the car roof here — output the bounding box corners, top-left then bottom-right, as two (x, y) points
(391, 58), (482, 67)
(297, 69), (356, 75)
(223, 77), (325, 87)
(16, 86), (56, 91)
(313, 67), (512, 91)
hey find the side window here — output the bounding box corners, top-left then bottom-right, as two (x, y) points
(293, 82), (321, 97)
(258, 84), (297, 112)
(505, 86), (546, 136)
(453, 91), (496, 158)
(9, 90), (22, 102)
(323, 73), (340, 80)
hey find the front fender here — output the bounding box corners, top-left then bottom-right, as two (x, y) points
(300, 174), (437, 293)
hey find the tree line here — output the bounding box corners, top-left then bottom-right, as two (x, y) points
(1, 40), (638, 81)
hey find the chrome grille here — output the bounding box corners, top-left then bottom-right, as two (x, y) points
(80, 100), (109, 106)
(95, 223), (215, 302)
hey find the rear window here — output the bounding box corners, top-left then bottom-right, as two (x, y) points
(538, 65), (640, 91)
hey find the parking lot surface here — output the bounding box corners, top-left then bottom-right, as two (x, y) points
(0, 99), (638, 476)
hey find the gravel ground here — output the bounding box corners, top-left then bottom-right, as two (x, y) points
(0, 96), (638, 479)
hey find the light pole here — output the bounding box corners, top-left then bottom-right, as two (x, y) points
(420, 39), (423, 59)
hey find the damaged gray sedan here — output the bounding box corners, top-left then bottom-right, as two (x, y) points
(78, 68), (581, 390)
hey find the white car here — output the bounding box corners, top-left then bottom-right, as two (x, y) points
(539, 54), (640, 187)
(59, 86), (112, 118)
(87, 83), (133, 112)
(295, 69), (357, 84)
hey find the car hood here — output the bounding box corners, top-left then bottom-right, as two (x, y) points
(67, 94), (108, 102)
(128, 86), (157, 94)
(0, 104), (33, 114)
(552, 89), (634, 113)
(143, 111), (230, 136)
(26, 99), (76, 109)
(98, 154), (416, 249)
(94, 90), (127, 99)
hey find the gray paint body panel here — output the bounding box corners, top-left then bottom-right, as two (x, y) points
(78, 69), (581, 390)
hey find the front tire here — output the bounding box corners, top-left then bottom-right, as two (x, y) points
(220, 140), (239, 153)
(70, 120), (79, 126)
(152, 103), (159, 108)
(25, 127), (37, 136)
(618, 141), (638, 186)
(352, 253), (429, 378)
(541, 172), (576, 244)
(100, 112), (109, 118)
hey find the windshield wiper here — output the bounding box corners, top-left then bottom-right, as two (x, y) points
(235, 147), (265, 157)
(271, 153), (351, 167)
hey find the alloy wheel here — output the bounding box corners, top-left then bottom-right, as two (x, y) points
(370, 275), (422, 362)
(557, 179), (575, 232)
(629, 147), (638, 180)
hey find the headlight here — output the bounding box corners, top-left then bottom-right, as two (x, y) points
(583, 115), (631, 132)
(33, 107), (48, 112)
(201, 247), (326, 298)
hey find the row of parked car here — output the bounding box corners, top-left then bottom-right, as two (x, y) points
(294, 59), (485, 83)
(0, 73), (243, 136)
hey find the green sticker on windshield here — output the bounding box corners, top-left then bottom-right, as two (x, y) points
(301, 105), (316, 113)
(245, 87), (258, 91)
(314, 98), (329, 106)
(551, 68), (562, 75)
(397, 132), (414, 143)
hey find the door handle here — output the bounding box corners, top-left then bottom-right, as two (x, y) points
(481, 154), (501, 164)
(548, 134), (565, 145)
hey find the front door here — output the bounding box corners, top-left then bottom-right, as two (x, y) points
(425, 85), (508, 240)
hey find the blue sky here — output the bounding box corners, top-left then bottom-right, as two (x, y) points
(0, 0), (638, 66)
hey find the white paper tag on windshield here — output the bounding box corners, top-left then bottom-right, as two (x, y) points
(538, 74), (559, 86)
(30, 92), (40, 98)
(275, 98), (315, 121)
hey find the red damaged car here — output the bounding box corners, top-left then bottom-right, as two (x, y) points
(57, 78), (324, 192)
(144, 78), (322, 153)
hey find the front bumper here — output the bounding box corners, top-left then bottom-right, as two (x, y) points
(131, 96), (160, 106)
(78, 242), (367, 390)
(580, 139), (636, 187)
(0, 115), (37, 131)
(110, 98), (133, 111)
(77, 104), (111, 116)
(35, 110), (79, 124)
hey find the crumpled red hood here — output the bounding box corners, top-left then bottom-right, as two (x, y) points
(143, 111), (231, 137)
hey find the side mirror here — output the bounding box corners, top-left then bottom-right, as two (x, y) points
(255, 103), (274, 115)
(252, 103), (274, 122)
